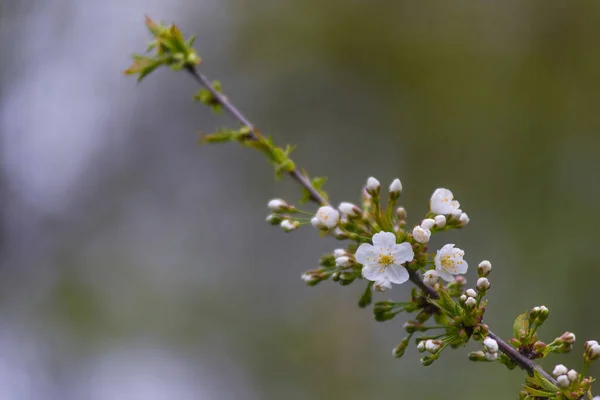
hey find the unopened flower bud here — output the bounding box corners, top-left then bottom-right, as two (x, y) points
(459, 294), (467, 304)
(485, 352), (498, 361)
(266, 214), (284, 225)
(338, 202), (361, 217)
(389, 178), (402, 200)
(268, 198), (292, 212)
(553, 364), (568, 377)
(468, 351), (486, 361)
(465, 297), (477, 308)
(396, 207), (407, 221)
(434, 215), (446, 228)
(374, 279), (392, 292)
(366, 177), (380, 196)
(533, 341), (547, 353)
(538, 306), (549, 322)
(280, 219), (299, 232)
(335, 256), (353, 267)
(333, 227), (349, 239)
(333, 248), (346, 258)
(585, 341), (600, 360)
(477, 260), (492, 277)
(403, 321), (419, 334)
(420, 353), (439, 366)
(567, 369), (578, 383)
(556, 374), (570, 388)
(465, 289), (477, 298)
(560, 332), (576, 344)
(483, 338), (498, 353)
(313, 206), (340, 229)
(476, 277), (490, 291)
(417, 341), (426, 353)
(451, 209), (463, 219)
(423, 270), (439, 286)
(459, 212), (470, 226)
(425, 339), (443, 354)
(421, 218), (435, 230)
(412, 226), (431, 243)
(393, 337), (410, 358)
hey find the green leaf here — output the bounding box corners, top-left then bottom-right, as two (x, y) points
(431, 288), (457, 317)
(525, 369), (559, 394)
(522, 385), (557, 398)
(513, 312), (529, 339)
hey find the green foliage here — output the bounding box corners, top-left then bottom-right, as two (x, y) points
(194, 81), (223, 113)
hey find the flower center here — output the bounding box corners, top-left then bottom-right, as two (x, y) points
(377, 254), (395, 267)
(441, 254), (460, 273)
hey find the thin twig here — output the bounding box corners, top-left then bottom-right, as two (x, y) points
(185, 66), (328, 206)
(186, 65), (559, 391)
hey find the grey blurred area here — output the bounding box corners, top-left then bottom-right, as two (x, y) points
(1, 0), (600, 399)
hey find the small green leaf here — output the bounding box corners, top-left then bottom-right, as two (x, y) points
(513, 312), (529, 340)
(431, 288), (457, 316)
(522, 385), (557, 398)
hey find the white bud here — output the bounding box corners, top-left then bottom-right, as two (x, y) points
(314, 206), (340, 229)
(366, 177), (380, 195)
(567, 369), (578, 383)
(425, 340), (441, 353)
(420, 218), (435, 230)
(374, 280), (392, 292)
(539, 305), (548, 313)
(556, 374), (570, 388)
(485, 351), (498, 361)
(476, 277), (490, 291)
(590, 343), (600, 359)
(412, 226), (431, 243)
(459, 294), (467, 304)
(417, 341), (426, 352)
(423, 270), (439, 286)
(483, 338), (499, 353)
(553, 364), (568, 377)
(459, 212), (470, 226)
(465, 297), (477, 308)
(333, 227), (348, 239)
(586, 340), (599, 348)
(268, 198), (288, 212)
(434, 215), (446, 228)
(333, 249), (346, 258)
(451, 209), (463, 219)
(465, 288), (477, 298)
(310, 217), (321, 228)
(335, 256), (352, 267)
(301, 273), (316, 283)
(338, 202), (361, 217)
(280, 220), (299, 232)
(477, 260), (492, 276)
(389, 178), (402, 195)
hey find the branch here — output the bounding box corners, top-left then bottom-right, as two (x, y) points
(186, 65), (559, 390)
(185, 66), (329, 206)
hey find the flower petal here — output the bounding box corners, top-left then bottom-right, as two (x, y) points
(355, 243), (375, 265)
(362, 265), (383, 282)
(437, 269), (454, 282)
(383, 264), (409, 284)
(392, 242), (415, 264)
(455, 260), (468, 274)
(372, 231), (396, 249)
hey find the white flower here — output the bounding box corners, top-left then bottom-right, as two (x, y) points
(465, 297), (477, 308)
(355, 232), (414, 286)
(421, 218), (435, 230)
(412, 226), (431, 243)
(333, 249), (346, 258)
(483, 338), (498, 353)
(476, 277), (490, 291)
(268, 198), (288, 212)
(335, 256), (352, 267)
(430, 188), (460, 215)
(465, 288), (477, 298)
(567, 369), (578, 382)
(434, 215), (446, 228)
(434, 244), (468, 282)
(423, 270), (439, 286)
(477, 260), (492, 276)
(338, 202), (361, 217)
(485, 352), (498, 361)
(313, 206), (340, 229)
(280, 220), (299, 232)
(556, 375), (570, 388)
(459, 212), (470, 226)
(374, 279), (392, 292)
(553, 364), (568, 377)
(389, 178), (402, 195)
(366, 177), (380, 194)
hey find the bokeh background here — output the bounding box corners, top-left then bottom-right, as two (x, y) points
(1, 1), (600, 399)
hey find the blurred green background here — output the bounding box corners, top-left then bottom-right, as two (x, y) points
(1, 1), (599, 399)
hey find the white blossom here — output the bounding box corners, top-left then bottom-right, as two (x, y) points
(333, 249), (346, 258)
(459, 212), (470, 226)
(553, 364), (568, 377)
(355, 232), (414, 286)
(389, 178), (402, 195)
(483, 338), (498, 353)
(338, 202), (361, 217)
(412, 226), (431, 244)
(434, 215), (446, 228)
(420, 218), (435, 230)
(434, 244), (468, 282)
(280, 220), (299, 232)
(313, 206), (340, 229)
(476, 277), (490, 291)
(423, 270), (439, 286)
(430, 188), (460, 215)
